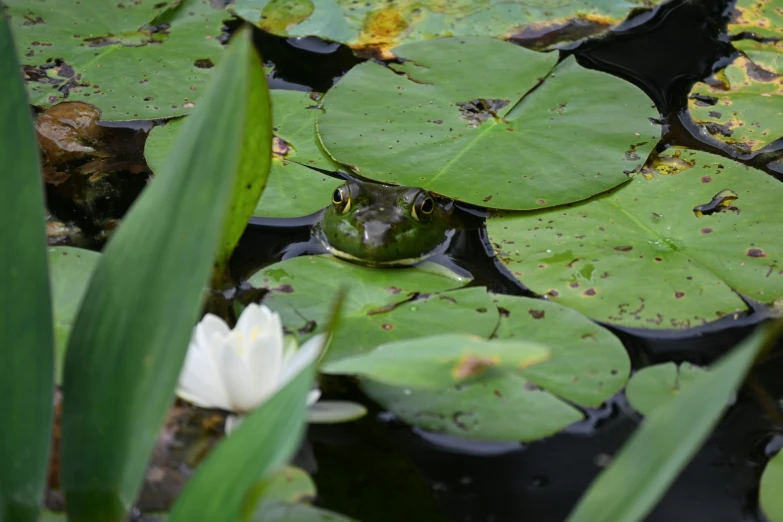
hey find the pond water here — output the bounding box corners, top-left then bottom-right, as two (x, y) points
(33, 0), (783, 520)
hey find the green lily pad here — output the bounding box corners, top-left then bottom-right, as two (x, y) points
(49, 246), (101, 384)
(761, 447), (783, 522)
(250, 466), (316, 504)
(323, 333), (551, 388)
(492, 294), (629, 407)
(486, 149), (783, 329)
(328, 286), (499, 361)
(625, 362), (707, 416)
(729, 0), (783, 40)
(688, 53), (783, 153)
(362, 370), (584, 441)
(247, 254), (471, 339)
(318, 37), (658, 210)
(145, 90), (342, 218)
(361, 294), (629, 441)
(307, 401), (368, 423)
(230, 0), (667, 54)
(7, 0), (227, 121)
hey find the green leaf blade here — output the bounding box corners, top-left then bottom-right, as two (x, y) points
(169, 360), (316, 521)
(566, 323), (774, 522)
(60, 29), (268, 521)
(0, 16), (55, 522)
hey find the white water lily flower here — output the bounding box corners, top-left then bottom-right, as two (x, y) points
(176, 303), (324, 420)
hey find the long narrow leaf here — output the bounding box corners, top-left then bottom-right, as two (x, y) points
(0, 16), (54, 522)
(60, 28), (270, 522)
(168, 361), (315, 522)
(566, 322), (779, 522)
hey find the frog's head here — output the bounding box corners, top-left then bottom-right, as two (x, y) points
(313, 180), (453, 267)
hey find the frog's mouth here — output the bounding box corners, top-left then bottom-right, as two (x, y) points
(312, 229), (454, 268)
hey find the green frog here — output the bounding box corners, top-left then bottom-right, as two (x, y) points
(313, 180), (455, 267)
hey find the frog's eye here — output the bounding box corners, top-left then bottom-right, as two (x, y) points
(332, 186), (351, 214)
(411, 193), (435, 221)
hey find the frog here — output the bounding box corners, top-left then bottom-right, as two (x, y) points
(312, 180), (455, 267)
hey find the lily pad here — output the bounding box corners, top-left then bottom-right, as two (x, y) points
(492, 294), (629, 407)
(145, 90), (342, 218)
(363, 369), (584, 441)
(761, 446), (783, 522)
(7, 0), (227, 121)
(625, 362), (707, 416)
(230, 0), (667, 54)
(49, 246), (101, 384)
(486, 149), (783, 329)
(247, 255), (471, 340)
(327, 286), (499, 361)
(323, 333), (551, 388)
(361, 294), (629, 441)
(688, 53), (783, 153)
(729, 0), (783, 40)
(318, 37), (658, 210)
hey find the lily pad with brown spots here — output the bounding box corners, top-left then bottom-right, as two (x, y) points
(230, 0), (668, 55)
(318, 36), (659, 210)
(7, 0), (228, 121)
(729, 0), (783, 40)
(688, 52), (783, 154)
(145, 90), (343, 218)
(486, 149), (783, 330)
(359, 294), (629, 441)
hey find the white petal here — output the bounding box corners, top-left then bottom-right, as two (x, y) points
(224, 414), (244, 434)
(306, 388), (322, 406)
(219, 336), (269, 412)
(194, 314), (230, 348)
(245, 332), (284, 403)
(176, 337), (231, 410)
(280, 333), (325, 385)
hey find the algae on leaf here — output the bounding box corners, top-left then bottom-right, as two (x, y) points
(318, 37), (659, 210)
(231, 0), (668, 54)
(486, 149), (783, 329)
(7, 0), (228, 121)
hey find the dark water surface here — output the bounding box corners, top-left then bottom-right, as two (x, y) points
(229, 1), (783, 521)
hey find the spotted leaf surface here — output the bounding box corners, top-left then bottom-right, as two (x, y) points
(688, 53), (783, 153)
(247, 255), (474, 342)
(486, 150), (783, 329)
(231, 0), (667, 54)
(729, 0), (783, 40)
(360, 294), (628, 441)
(323, 333), (551, 388)
(145, 90), (342, 218)
(318, 37), (658, 210)
(7, 0), (228, 121)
